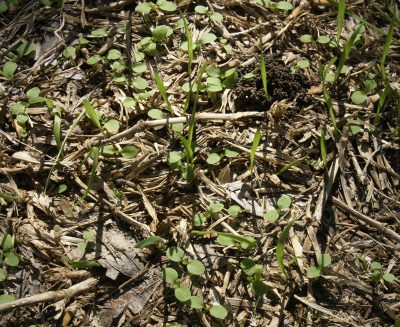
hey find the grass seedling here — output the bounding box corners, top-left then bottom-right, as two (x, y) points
(335, 24), (364, 82)
(319, 57), (338, 132)
(380, 8), (395, 80)
(250, 128), (261, 177)
(320, 126), (328, 170)
(260, 55), (269, 101)
(336, 0), (346, 46)
(182, 15), (193, 114)
(276, 220), (293, 278)
(153, 70), (173, 115)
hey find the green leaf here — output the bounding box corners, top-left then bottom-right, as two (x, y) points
(370, 261), (382, 270)
(193, 212), (206, 226)
(351, 91), (367, 104)
(224, 148), (239, 158)
(168, 151), (182, 164)
(0, 1), (10, 13)
(216, 234), (236, 247)
(296, 59), (309, 69)
(276, 1), (293, 10)
(174, 286), (191, 302)
(210, 12), (223, 23)
(206, 66), (220, 78)
(83, 230), (96, 241)
(91, 28), (108, 37)
(131, 62), (147, 73)
(199, 32), (217, 45)
(136, 236), (165, 248)
(206, 153), (221, 165)
(163, 267), (178, 284)
(153, 70), (172, 114)
(307, 266), (321, 278)
(2, 61), (17, 78)
(364, 79), (377, 94)
(83, 147), (99, 199)
(135, 2), (152, 14)
(77, 241), (87, 252)
(276, 221), (293, 276)
(317, 253), (332, 268)
(148, 109), (165, 120)
(187, 259), (205, 275)
(79, 36), (90, 45)
(87, 54), (102, 65)
(103, 119), (120, 134)
(264, 210), (279, 222)
(123, 97), (136, 108)
(120, 145), (139, 159)
(251, 279), (268, 297)
(316, 35), (330, 44)
(277, 195), (291, 209)
(83, 100), (102, 131)
(157, 0), (176, 12)
(192, 230), (257, 249)
(17, 114), (28, 126)
(10, 103), (26, 115)
(57, 183), (67, 194)
(299, 34), (313, 43)
(1, 234), (14, 251)
(112, 62), (126, 73)
(383, 272), (395, 283)
(5, 252), (19, 266)
(53, 113), (62, 152)
(17, 41), (36, 57)
(195, 5), (208, 14)
(0, 268), (6, 281)
(182, 81), (198, 93)
(189, 296), (204, 310)
(62, 46), (76, 59)
(0, 294), (15, 304)
(107, 49), (121, 60)
(209, 305), (228, 319)
(131, 77), (148, 90)
(171, 122), (184, 132)
(67, 260), (101, 268)
(260, 56), (269, 100)
(223, 68), (238, 88)
(250, 129), (261, 176)
(227, 205), (241, 217)
(152, 25), (172, 42)
(241, 259), (262, 278)
(102, 145), (116, 156)
(207, 84), (223, 92)
(320, 126), (327, 169)
(166, 246), (185, 262)
(26, 87), (40, 99)
(209, 201), (224, 213)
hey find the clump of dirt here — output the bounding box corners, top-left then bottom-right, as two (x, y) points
(234, 55), (311, 111)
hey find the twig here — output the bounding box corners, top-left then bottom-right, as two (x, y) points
(332, 196), (400, 245)
(0, 278), (98, 313)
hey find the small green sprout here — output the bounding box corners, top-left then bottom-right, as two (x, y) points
(135, 0), (177, 15)
(369, 261), (396, 284)
(307, 253), (332, 278)
(0, 234), (20, 282)
(77, 230), (96, 252)
(264, 195), (291, 222)
(194, 5), (223, 23)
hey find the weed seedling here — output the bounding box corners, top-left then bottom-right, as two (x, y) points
(241, 259), (269, 297)
(0, 234), (20, 282)
(307, 253), (332, 278)
(194, 5), (223, 23)
(77, 230), (96, 253)
(162, 246), (228, 319)
(368, 261), (395, 284)
(264, 195), (291, 222)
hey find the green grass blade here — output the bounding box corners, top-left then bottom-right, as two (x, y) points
(276, 220), (293, 277)
(374, 82), (392, 126)
(276, 159), (300, 176)
(260, 55), (269, 101)
(320, 126), (327, 169)
(182, 16), (193, 114)
(335, 24), (363, 81)
(250, 129), (261, 176)
(83, 99), (102, 132)
(82, 146), (99, 199)
(336, 0), (345, 46)
(153, 70), (173, 115)
(53, 112), (62, 154)
(380, 9), (395, 80)
(45, 108), (86, 192)
(0, 192), (24, 202)
(191, 230), (257, 248)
